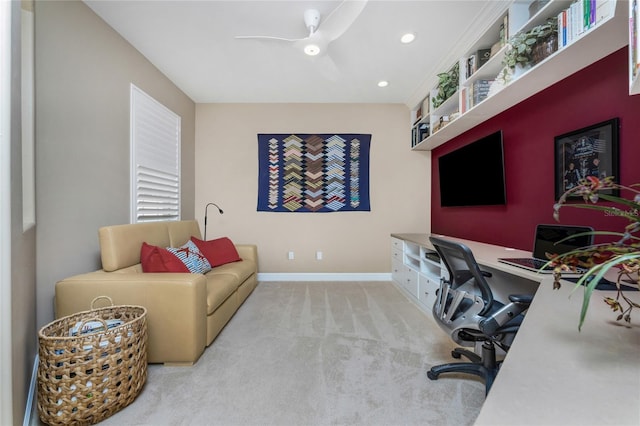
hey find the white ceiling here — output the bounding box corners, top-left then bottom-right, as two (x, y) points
(84, 0), (508, 106)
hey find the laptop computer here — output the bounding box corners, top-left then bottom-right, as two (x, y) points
(498, 224), (594, 274)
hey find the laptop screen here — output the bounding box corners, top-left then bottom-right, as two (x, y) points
(532, 224), (594, 260)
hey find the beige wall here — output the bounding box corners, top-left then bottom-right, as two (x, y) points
(195, 103), (430, 274)
(35, 0), (196, 327)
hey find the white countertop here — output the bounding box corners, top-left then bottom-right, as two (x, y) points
(476, 278), (640, 425)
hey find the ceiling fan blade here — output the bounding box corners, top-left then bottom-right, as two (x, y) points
(234, 35), (306, 43)
(320, 0), (368, 42)
(314, 53), (340, 82)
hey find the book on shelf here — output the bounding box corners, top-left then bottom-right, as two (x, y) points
(595, 0), (613, 24)
(558, 0), (612, 50)
(467, 79), (494, 107)
(460, 87), (468, 114)
(499, 13), (509, 46)
(411, 121), (430, 147)
(558, 9), (567, 49)
(418, 122), (430, 141)
(413, 105), (423, 125)
(476, 49), (491, 68)
(490, 40), (503, 57)
(464, 49), (491, 78)
(421, 95), (430, 116)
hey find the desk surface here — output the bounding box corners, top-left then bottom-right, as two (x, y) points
(392, 233), (640, 425)
(392, 233), (546, 283)
(476, 279), (640, 426)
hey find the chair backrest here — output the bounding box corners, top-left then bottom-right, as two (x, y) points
(429, 236), (497, 345)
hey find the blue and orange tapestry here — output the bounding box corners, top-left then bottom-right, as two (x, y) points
(257, 133), (371, 212)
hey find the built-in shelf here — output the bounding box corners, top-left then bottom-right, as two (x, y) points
(411, 0), (627, 151)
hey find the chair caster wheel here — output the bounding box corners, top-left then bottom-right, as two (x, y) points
(427, 370), (438, 380)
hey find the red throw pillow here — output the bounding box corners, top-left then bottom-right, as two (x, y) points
(140, 242), (189, 273)
(190, 237), (242, 267)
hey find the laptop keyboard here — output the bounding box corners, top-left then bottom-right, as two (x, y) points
(505, 258), (552, 270)
(525, 259), (550, 269)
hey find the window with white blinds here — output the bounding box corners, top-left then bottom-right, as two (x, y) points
(130, 84), (181, 223)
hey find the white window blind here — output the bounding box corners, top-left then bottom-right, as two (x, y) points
(130, 84), (181, 223)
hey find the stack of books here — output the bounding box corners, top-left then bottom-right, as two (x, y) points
(557, 0), (613, 49)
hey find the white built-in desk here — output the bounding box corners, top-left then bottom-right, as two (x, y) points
(391, 233), (640, 426)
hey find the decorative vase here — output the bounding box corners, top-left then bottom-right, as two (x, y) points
(532, 33), (558, 65)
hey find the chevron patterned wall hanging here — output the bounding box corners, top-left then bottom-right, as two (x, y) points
(257, 133), (371, 212)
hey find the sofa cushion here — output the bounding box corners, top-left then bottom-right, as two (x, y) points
(205, 274), (238, 314)
(191, 237), (242, 267)
(166, 240), (212, 274)
(206, 259), (256, 283)
(140, 242), (189, 273)
(168, 220), (201, 247)
(101, 222), (172, 272)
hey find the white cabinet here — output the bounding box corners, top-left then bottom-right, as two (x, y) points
(411, 0), (627, 151)
(390, 236), (443, 314)
(418, 274), (439, 312)
(403, 267), (419, 297)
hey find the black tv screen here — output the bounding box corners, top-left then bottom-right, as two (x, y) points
(438, 130), (506, 207)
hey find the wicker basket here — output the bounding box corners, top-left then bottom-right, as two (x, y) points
(37, 296), (148, 426)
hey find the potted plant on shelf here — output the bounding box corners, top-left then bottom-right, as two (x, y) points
(431, 63), (459, 110)
(502, 17), (558, 80)
(550, 176), (640, 330)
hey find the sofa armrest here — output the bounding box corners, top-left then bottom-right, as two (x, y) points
(236, 244), (258, 268)
(55, 271), (208, 365)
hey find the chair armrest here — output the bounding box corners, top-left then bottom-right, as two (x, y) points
(479, 295), (533, 337)
(55, 271), (208, 364)
(509, 294), (534, 306)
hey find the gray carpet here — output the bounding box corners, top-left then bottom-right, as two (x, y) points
(100, 281), (485, 425)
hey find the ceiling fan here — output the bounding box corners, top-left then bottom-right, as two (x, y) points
(234, 0), (368, 78)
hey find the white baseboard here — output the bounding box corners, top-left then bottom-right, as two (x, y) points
(257, 272), (392, 282)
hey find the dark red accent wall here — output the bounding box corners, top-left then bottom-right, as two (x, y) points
(431, 47), (640, 250)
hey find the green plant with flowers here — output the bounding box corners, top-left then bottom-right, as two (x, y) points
(549, 175), (640, 330)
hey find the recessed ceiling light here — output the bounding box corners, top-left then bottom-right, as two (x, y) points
(304, 44), (321, 56)
(400, 33), (416, 44)
(378, 81), (389, 87)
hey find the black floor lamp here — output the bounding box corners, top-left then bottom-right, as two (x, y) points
(204, 202), (224, 240)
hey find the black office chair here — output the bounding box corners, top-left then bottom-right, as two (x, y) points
(427, 236), (533, 395)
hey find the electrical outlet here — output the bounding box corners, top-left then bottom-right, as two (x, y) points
(316, 251), (323, 260)
(288, 251), (295, 260)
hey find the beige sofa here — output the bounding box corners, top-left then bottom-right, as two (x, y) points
(55, 220), (258, 365)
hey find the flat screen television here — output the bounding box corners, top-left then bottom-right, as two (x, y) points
(438, 130), (506, 207)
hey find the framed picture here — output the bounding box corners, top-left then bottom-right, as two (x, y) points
(554, 118), (620, 200)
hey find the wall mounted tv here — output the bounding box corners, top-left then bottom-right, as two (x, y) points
(438, 130), (506, 207)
